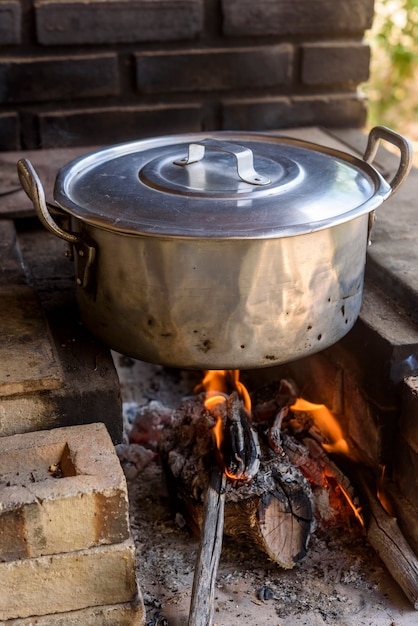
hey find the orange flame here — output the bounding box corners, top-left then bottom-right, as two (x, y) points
(338, 483), (365, 527)
(377, 465), (396, 517)
(198, 370), (251, 413)
(290, 397), (350, 455)
(290, 397), (366, 526)
(196, 370), (254, 479)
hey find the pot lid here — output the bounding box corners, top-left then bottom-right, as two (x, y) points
(54, 131), (391, 239)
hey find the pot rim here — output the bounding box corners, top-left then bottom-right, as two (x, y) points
(54, 131), (392, 239)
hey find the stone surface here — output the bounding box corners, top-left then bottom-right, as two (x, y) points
(0, 539), (138, 620)
(0, 423), (130, 561)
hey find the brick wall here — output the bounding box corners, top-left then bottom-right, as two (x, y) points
(0, 0), (374, 151)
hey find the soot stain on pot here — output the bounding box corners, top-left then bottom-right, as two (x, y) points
(146, 316), (173, 338)
(197, 339), (213, 353)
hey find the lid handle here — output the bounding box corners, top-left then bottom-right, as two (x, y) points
(173, 138), (271, 186)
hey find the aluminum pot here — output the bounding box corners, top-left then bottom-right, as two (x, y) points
(17, 127), (412, 369)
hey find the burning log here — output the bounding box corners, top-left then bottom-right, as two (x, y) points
(159, 393), (315, 570)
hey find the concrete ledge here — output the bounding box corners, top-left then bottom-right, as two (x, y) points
(0, 423), (130, 561)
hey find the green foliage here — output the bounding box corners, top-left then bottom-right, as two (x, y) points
(365, 0), (418, 132)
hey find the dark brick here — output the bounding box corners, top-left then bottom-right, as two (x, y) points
(36, 104), (202, 148)
(394, 434), (418, 508)
(0, 113), (19, 150)
(222, 0), (374, 36)
(302, 42), (370, 85)
(0, 1), (21, 44)
(35, 0), (203, 45)
(136, 45), (293, 93)
(399, 376), (418, 448)
(222, 94), (368, 130)
(0, 55), (119, 104)
(325, 283), (418, 411)
(342, 373), (381, 463)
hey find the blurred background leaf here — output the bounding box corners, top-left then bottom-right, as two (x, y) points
(365, 0), (418, 149)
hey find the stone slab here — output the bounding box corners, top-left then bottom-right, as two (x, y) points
(0, 539), (138, 621)
(0, 595), (145, 626)
(0, 285), (63, 397)
(0, 220), (26, 285)
(0, 423), (130, 560)
(0, 146), (99, 219)
(0, 596), (145, 625)
(0, 219), (123, 443)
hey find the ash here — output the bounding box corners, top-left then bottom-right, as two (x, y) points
(114, 355), (417, 626)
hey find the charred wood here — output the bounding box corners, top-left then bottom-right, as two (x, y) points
(159, 395), (315, 570)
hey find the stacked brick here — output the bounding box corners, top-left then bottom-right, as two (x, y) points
(0, 423), (144, 625)
(0, 0), (373, 151)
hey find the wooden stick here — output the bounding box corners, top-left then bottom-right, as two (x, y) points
(355, 470), (418, 610)
(188, 466), (226, 626)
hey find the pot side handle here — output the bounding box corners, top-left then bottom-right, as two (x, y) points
(363, 126), (413, 195)
(17, 158), (80, 244)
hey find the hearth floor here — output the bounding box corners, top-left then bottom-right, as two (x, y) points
(114, 355), (418, 626)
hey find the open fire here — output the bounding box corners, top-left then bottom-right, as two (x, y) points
(197, 369), (359, 519)
(154, 368), (418, 620)
(114, 353), (418, 624)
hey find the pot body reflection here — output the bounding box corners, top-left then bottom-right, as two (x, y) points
(74, 214), (368, 369)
